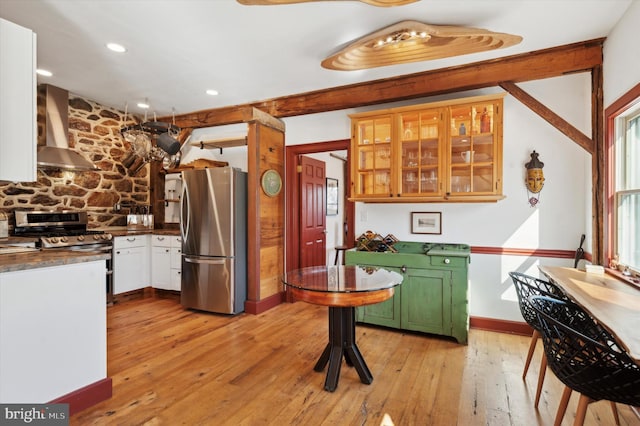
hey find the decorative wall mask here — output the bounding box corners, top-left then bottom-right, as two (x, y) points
(525, 150), (545, 207)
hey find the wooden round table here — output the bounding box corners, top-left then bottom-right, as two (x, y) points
(282, 265), (403, 392)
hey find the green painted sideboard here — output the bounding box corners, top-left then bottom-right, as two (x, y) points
(345, 241), (470, 344)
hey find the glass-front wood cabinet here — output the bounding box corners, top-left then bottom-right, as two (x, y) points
(398, 108), (445, 198)
(354, 114), (393, 199)
(350, 94), (504, 202)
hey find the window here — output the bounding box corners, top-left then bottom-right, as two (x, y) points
(607, 84), (640, 276)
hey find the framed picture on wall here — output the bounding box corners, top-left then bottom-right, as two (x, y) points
(411, 212), (442, 234)
(326, 178), (338, 216)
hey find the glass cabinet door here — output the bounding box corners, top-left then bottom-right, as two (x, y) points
(449, 100), (498, 195)
(353, 115), (392, 197)
(398, 108), (443, 197)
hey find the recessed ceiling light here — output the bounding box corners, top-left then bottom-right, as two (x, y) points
(36, 69), (53, 77)
(137, 102), (150, 109)
(206, 89), (219, 96)
(106, 43), (127, 53)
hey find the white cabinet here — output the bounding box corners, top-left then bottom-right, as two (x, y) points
(113, 235), (150, 294)
(164, 173), (182, 223)
(0, 261), (106, 402)
(0, 18), (37, 183)
(151, 238), (171, 289)
(151, 234), (181, 291)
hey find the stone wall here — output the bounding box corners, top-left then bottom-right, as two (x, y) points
(0, 87), (148, 230)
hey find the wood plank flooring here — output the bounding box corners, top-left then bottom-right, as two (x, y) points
(71, 297), (640, 425)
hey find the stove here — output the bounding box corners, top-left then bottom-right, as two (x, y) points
(14, 210), (113, 249)
(38, 230), (113, 249)
(13, 210), (115, 304)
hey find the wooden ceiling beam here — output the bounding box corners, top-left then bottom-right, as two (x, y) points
(170, 38), (603, 129)
(499, 81), (595, 153)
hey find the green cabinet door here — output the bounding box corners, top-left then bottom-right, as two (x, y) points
(400, 268), (451, 336)
(355, 265), (402, 328)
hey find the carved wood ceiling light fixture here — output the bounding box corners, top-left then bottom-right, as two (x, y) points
(237, 0), (418, 6)
(321, 20), (523, 71)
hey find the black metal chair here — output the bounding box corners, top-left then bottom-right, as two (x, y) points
(530, 295), (640, 426)
(508, 271), (568, 407)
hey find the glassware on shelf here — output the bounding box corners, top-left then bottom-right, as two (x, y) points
(480, 107), (491, 133)
(404, 124), (413, 139)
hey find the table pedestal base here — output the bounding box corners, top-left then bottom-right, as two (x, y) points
(313, 306), (373, 392)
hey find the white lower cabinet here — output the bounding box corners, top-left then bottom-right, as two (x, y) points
(151, 235), (181, 291)
(113, 235), (150, 295)
(0, 261), (107, 402)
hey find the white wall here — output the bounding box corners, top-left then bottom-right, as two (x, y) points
(603, 0), (640, 107)
(180, 124), (249, 172)
(283, 74), (591, 322)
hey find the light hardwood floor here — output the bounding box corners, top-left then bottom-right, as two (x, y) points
(72, 297), (640, 425)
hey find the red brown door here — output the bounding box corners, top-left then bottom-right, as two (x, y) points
(299, 155), (326, 267)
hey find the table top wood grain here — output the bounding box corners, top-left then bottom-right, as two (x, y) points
(539, 266), (640, 363)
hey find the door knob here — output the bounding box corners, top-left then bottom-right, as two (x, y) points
(322, 230), (328, 234)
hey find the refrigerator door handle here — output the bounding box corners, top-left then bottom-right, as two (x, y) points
(180, 177), (190, 241)
(184, 256), (227, 265)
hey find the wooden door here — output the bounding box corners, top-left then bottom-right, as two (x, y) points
(299, 155), (326, 267)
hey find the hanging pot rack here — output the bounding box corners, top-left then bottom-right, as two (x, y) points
(119, 104), (183, 175)
(120, 121), (180, 136)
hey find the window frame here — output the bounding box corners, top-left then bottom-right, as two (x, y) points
(605, 82), (640, 278)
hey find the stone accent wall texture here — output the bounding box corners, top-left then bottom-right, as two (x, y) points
(0, 87), (147, 229)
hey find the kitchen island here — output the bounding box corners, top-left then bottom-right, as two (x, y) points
(0, 249), (112, 413)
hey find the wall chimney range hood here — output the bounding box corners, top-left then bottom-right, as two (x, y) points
(37, 85), (99, 171)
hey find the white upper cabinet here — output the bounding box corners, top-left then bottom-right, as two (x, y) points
(0, 18), (37, 183)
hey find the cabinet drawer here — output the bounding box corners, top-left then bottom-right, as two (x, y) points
(114, 235), (148, 249)
(151, 235), (171, 247)
(429, 255), (466, 268)
(170, 236), (182, 248)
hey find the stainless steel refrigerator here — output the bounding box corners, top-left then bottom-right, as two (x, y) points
(180, 167), (247, 314)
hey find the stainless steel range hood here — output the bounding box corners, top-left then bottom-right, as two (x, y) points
(37, 85), (99, 171)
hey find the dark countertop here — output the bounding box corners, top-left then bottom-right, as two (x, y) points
(98, 227), (180, 237)
(0, 249), (111, 273)
(0, 228), (178, 273)
(0, 236), (39, 245)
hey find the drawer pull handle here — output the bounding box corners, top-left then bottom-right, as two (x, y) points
(126, 237), (136, 242)
(444, 258), (450, 264)
(401, 265), (407, 273)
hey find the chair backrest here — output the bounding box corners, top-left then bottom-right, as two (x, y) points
(529, 295), (640, 406)
(508, 272), (566, 330)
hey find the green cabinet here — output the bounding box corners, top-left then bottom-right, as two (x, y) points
(346, 241), (469, 344)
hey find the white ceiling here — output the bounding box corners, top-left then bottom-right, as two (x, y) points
(0, 0), (633, 118)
